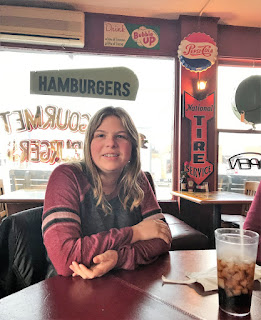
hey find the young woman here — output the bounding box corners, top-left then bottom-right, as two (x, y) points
(42, 106), (171, 279)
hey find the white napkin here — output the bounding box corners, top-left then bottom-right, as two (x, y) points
(162, 264), (261, 292)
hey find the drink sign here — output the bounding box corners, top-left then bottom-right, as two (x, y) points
(104, 22), (160, 50)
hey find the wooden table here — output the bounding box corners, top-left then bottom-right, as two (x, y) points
(1, 250), (261, 319)
(0, 189), (45, 215)
(171, 191), (254, 247)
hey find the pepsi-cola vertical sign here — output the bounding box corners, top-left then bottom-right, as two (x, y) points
(184, 92), (214, 185)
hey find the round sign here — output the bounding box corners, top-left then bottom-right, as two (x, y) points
(178, 32), (218, 72)
(232, 75), (261, 125)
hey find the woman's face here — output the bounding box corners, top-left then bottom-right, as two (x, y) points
(90, 115), (132, 177)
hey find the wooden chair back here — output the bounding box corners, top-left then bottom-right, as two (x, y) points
(242, 181), (260, 215)
(9, 169), (51, 191)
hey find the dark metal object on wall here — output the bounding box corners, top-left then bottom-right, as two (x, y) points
(233, 75), (261, 125)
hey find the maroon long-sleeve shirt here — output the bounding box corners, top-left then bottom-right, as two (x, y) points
(244, 181), (261, 264)
(42, 164), (170, 276)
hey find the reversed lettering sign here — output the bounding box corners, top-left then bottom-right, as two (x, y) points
(0, 105), (89, 165)
(228, 152), (261, 170)
(30, 67), (139, 101)
(184, 92), (214, 185)
(0, 106), (90, 134)
(104, 22), (160, 50)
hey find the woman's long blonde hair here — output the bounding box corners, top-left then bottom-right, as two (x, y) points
(82, 106), (144, 214)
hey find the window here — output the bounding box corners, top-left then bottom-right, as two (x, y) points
(217, 65), (261, 193)
(0, 49), (174, 199)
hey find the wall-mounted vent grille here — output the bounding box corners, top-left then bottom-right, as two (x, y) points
(0, 6), (85, 47)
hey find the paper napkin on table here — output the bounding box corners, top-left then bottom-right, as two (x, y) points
(162, 264), (261, 292)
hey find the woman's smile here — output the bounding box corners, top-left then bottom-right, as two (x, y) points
(103, 153), (119, 158)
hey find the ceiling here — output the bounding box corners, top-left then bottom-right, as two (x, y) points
(1, 0), (261, 29)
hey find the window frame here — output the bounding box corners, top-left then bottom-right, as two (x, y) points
(217, 59), (261, 192)
(0, 47), (175, 199)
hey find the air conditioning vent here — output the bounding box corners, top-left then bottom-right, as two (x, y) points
(0, 5), (85, 48)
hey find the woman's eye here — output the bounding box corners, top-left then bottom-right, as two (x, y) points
(117, 135), (128, 139)
(95, 134), (105, 138)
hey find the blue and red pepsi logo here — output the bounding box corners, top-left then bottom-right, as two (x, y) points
(178, 32), (218, 72)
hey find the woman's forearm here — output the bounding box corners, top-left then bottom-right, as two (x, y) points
(43, 224), (133, 276)
(115, 238), (170, 270)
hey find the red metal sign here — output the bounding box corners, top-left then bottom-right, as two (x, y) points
(184, 92), (214, 185)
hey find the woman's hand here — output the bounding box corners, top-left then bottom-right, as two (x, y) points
(69, 250), (118, 279)
(131, 219), (172, 245)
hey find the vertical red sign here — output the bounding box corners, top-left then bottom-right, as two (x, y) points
(184, 92), (214, 185)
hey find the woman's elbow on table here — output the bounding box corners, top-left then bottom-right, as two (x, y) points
(57, 267), (73, 277)
(49, 256), (74, 277)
